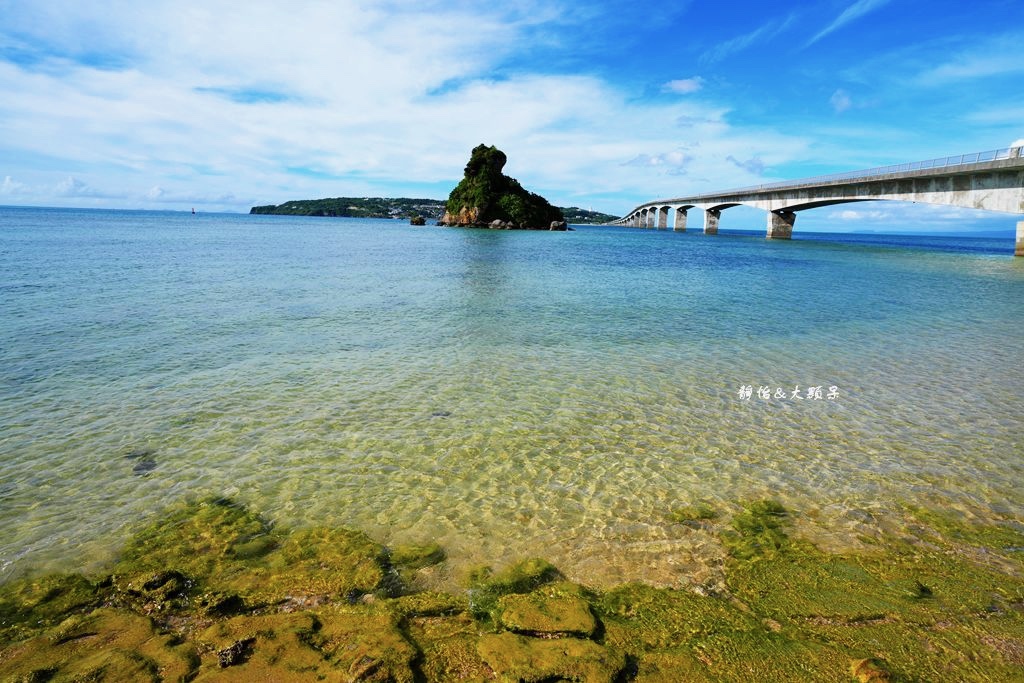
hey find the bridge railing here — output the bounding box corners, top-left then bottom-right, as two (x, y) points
(638, 146), (1023, 208)
(750, 147), (1020, 192)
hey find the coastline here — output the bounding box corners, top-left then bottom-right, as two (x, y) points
(1, 496), (1022, 681)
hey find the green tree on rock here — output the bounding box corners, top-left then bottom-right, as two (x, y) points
(441, 144), (565, 229)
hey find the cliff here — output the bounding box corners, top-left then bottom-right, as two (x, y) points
(438, 145), (566, 230)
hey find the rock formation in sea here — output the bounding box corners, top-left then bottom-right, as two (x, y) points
(438, 144), (567, 230)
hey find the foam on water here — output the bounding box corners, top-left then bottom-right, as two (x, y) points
(1, 208), (1022, 587)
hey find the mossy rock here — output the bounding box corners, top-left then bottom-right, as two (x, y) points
(906, 504), (1024, 556)
(241, 526), (387, 602)
(113, 499), (389, 606)
(385, 591), (468, 618)
(669, 502), (719, 525)
(112, 498), (273, 595)
(441, 144), (564, 229)
(389, 542), (446, 570)
(477, 631), (625, 682)
(597, 583), (759, 651)
(313, 607), (418, 682)
(407, 612), (494, 682)
(497, 582), (598, 637)
(194, 612), (334, 681)
(721, 499), (791, 560)
(0, 573), (101, 643)
(727, 538), (1024, 624)
(631, 648), (714, 682)
(467, 558), (562, 622)
(850, 657), (894, 682)
(0, 608), (198, 682)
(389, 542), (447, 591)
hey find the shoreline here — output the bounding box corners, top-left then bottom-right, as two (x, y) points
(2, 496), (1022, 681)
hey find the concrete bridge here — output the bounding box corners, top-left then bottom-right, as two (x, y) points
(613, 147), (1024, 255)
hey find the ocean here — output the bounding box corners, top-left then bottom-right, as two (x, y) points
(1, 206), (1022, 588)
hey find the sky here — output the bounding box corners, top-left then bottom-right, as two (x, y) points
(1, 0), (1022, 233)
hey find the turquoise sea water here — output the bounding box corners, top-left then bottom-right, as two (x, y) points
(2, 207), (1023, 588)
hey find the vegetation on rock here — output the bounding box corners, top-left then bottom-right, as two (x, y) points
(1, 497), (1023, 681)
(439, 144), (566, 229)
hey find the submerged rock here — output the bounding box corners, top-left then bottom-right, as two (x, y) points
(132, 458), (157, 475)
(468, 557), (562, 622)
(850, 657), (894, 682)
(111, 498), (390, 607)
(4, 498), (1024, 682)
(0, 574), (100, 644)
(498, 582), (598, 637)
(124, 447), (157, 476)
(478, 632), (625, 682)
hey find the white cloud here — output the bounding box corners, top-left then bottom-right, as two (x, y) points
(834, 208), (892, 221)
(55, 176), (92, 197)
(701, 13), (798, 64)
(662, 77), (703, 94)
(917, 33), (1024, 86)
(624, 150), (689, 172)
(726, 155), (765, 175)
(830, 89), (852, 113)
(1, 175), (27, 195)
(825, 202), (1012, 229)
(806, 0), (893, 47)
(0, 1), (815, 213)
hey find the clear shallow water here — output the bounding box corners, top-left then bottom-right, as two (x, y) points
(1, 207), (1023, 588)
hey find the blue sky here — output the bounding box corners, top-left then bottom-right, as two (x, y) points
(1, 0), (1022, 232)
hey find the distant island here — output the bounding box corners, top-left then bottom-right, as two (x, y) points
(250, 198), (618, 225)
(249, 148), (620, 226)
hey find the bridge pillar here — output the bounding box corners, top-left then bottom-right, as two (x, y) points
(674, 207), (687, 232)
(1016, 220), (1024, 256)
(646, 210), (655, 229)
(767, 210), (795, 239)
(658, 206), (668, 229)
(703, 209), (720, 235)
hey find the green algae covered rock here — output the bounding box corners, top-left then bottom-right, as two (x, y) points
(721, 499), (791, 560)
(194, 609), (419, 682)
(112, 497), (273, 597)
(439, 145), (565, 229)
(194, 613), (327, 680)
(0, 573), (101, 644)
(408, 612), (494, 682)
(477, 631), (625, 682)
(251, 526), (387, 601)
(497, 582), (597, 637)
(386, 591), (468, 618)
(112, 498), (390, 607)
(315, 607), (419, 682)
(850, 657), (894, 682)
(6, 497), (1024, 682)
(467, 557), (562, 622)
(390, 542), (446, 570)
(0, 608), (198, 683)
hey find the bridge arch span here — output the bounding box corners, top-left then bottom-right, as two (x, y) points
(614, 148), (1024, 253)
